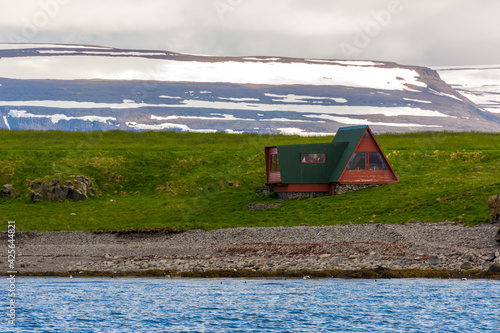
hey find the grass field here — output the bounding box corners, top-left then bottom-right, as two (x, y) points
(1, 129), (499, 231)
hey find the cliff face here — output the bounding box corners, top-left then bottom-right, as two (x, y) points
(1, 43), (499, 134)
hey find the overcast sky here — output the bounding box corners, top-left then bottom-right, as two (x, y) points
(0, 0), (498, 66)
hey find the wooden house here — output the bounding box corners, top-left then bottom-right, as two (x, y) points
(265, 125), (398, 198)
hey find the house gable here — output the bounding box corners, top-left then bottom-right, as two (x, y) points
(337, 126), (398, 184)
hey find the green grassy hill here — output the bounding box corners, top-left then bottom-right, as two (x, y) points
(1, 130), (499, 231)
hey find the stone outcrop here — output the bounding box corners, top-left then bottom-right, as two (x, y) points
(30, 176), (96, 203)
(489, 263), (500, 273)
(1, 184), (17, 198)
(247, 203), (282, 210)
(336, 184), (374, 195)
(496, 226), (500, 244)
(488, 194), (500, 224)
(276, 192), (329, 200)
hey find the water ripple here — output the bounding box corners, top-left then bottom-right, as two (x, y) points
(0, 278), (499, 332)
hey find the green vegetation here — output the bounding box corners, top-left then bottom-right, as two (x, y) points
(1, 130), (499, 231)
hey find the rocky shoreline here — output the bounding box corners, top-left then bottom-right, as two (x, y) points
(2, 222), (500, 279)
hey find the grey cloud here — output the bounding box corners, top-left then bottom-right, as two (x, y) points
(0, 0), (498, 66)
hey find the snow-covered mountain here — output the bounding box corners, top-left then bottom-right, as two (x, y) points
(436, 65), (500, 115)
(0, 43), (499, 134)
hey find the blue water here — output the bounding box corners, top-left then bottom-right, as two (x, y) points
(1, 278), (499, 332)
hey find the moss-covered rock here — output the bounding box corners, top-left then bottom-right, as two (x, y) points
(488, 194), (500, 224)
(1, 184), (17, 198)
(30, 176), (96, 203)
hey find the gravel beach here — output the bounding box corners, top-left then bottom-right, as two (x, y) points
(2, 222), (500, 277)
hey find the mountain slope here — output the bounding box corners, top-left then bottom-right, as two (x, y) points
(436, 65), (500, 115)
(0, 43), (499, 134)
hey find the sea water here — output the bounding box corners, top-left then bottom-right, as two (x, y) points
(1, 277), (499, 332)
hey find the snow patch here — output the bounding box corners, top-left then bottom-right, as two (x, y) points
(304, 114), (442, 128)
(403, 98), (432, 104)
(3, 116), (10, 130)
(437, 66), (500, 91)
(306, 59), (383, 66)
(265, 93), (347, 104)
(218, 97), (260, 102)
(0, 99), (451, 118)
(276, 128), (333, 136)
(458, 91), (500, 105)
(437, 66), (500, 113)
(259, 118), (324, 123)
(150, 114), (321, 123)
(0, 55), (426, 90)
(159, 95), (183, 99)
(175, 100), (450, 117)
(151, 114), (252, 121)
(7, 110), (116, 124)
(126, 121), (216, 133)
(0, 100), (139, 109)
(484, 107), (500, 113)
(242, 57), (281, 61)
(428, 89), (463, 101)
(224, 129), (244, 134)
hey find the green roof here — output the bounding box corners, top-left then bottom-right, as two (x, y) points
(329, 126), (367, 182)
(275, 126), (368, 184)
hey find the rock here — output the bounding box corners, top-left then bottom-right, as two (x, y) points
(496, 226), (500, 244)
(76, 176), (90, 186)
(276, 192), (329, 200)
(375, 265), (390, 271)
(87, 187), (96, 198)
(32, 182), (42, 191)
(75, 180), (88, 194)
(460, 262), (474, 270)
(2, 184), (17, 198)
(429, 256), (444, 265)
(489, 263), (500, 273)
(55, 186), (70, 201)
(488, 194), (500, 224)
(247, 203), (282, 210)
(70, 188), (87, 202)
(482, 253), (496, 262)
(29, 176), (96, 203)
(30, 191), (44, 203)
